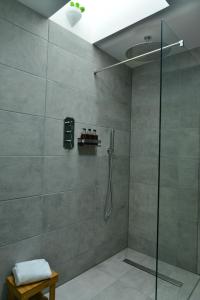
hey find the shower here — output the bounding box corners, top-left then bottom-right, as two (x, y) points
(104, 129), (115, 221)
(126, 35), (171, 62)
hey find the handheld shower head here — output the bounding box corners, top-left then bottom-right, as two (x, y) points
(108, 129), (115, 155)
(104, 129), (115, 222)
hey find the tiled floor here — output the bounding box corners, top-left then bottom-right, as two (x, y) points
(51, 248), (200, 300)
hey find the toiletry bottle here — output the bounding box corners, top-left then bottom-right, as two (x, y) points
(87, 129), (92, 140)
(81, 128), (86, 139)
(93, 129), (98, 141)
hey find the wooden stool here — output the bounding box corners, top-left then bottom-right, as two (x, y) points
(6, 271), (58, 300)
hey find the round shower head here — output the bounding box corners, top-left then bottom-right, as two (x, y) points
(126, 36), (171, 63)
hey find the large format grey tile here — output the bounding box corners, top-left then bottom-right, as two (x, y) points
(46, 80), (97, 123)
(114, 130), (130, 157)
(0, 64), (46, 115)
(189, 280), (200, 300)
(128, 230), (157, 258)
(119, 268), (156, 298)
(95, 258), (132, 279)
(76, 269), (116, 299)
(78, 219), (97, 256)
(131, 127), (159, 158)
(49, 21), (132, 103)
(112, 156), (130, 185)
(41, 219), (96, 275)
(132, 74), (160, 109)
(0, 196), (43, 246)
(0, 156), (43, 201)
(92, 280), (151, 300)
(0, 18), (47, 77)
(160, 156), (199, 189)
(55, 249), (97, 286)
(47, 43), (95, 90)
(161, 128), (199, 159)
(159, 186), (198, 222)
(94, 65), (132, 106)
(43, 155), (98, 194)
(47, 44), (131, 121)
(95, 97), (130, 131)
(96, 156), (129, 189)
(112, 181), (129, 211)
(46, 79), (130, 131)
(156, 279), (180, 300)
(49, 21), (94, 61)
(130, 156), (158, 186)
(95, 201), (128, 251)
(129, 211), (157, 244)
(43, 156), (66, 193)
(43, 189), (96, 232)
(131, 103), (159, 130)
(158, 218), (198, 272)
(0, 0), (48, 39)
(54, 267), (116, 300)
(41, 224), (80, 268)
(0, 111), (44, 155)
(129, 183), (157, 219)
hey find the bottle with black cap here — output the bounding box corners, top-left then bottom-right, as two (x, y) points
(87, 129), (92, 140)
(81, 128), (86, 140)
(93, 129), (98, 141)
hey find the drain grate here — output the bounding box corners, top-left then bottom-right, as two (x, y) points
(123, 258), (183, 288)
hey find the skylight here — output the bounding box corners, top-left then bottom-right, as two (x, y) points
(50, 0), (169, 44)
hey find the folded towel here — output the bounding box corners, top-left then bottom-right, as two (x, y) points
(12, 259), (52, 286)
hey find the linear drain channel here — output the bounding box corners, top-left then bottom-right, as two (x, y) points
(123, 259), (183, 288)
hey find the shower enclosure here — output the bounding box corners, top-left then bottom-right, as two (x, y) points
(123, 19), (200, 300)
(1, 0), (200, 297)
(156, 21), (200, 299)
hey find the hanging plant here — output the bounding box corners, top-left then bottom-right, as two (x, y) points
(70, 1), (85, 14)
(66, 1), (86, 26)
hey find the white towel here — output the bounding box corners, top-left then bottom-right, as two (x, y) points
(12, 259), (52, 286)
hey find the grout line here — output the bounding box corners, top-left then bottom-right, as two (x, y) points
(0, 233), (43, 250)
(0, 15), (48, 41)
(188, 277), (200, 299)
(0, 61), (46, 80)
(41, 20), (50, 196)
(127, 71), (134, 247)
(0, 64), (129, 109)
(0, 108), (130, 133)
(0, 108), (45, 118)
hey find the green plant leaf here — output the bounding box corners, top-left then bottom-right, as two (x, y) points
(75, 2), (80, 8)
(80, 6), (85, 13)
(70, 1), (74, 6)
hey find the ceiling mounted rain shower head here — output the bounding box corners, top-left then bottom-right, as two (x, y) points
(126, 35), (171, 63)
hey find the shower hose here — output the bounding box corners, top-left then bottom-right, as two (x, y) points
(104, 147), (113, 222)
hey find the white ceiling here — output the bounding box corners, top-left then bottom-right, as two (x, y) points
(96, 0), (200, 68)
(51, 0), (169, 43)
(18, 0), (68, 18)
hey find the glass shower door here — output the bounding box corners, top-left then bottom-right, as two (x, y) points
(156, 21), (200, 300)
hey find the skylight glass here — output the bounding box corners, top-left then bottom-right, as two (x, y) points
(51, 0), (169, 43)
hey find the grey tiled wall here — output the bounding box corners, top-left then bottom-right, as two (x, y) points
(0, 0), (132, 297)
(129, 62), (160, 259)
(129, 50), (200, 273)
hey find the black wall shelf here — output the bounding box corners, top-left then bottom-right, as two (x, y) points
(78, 138), (101, 147)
